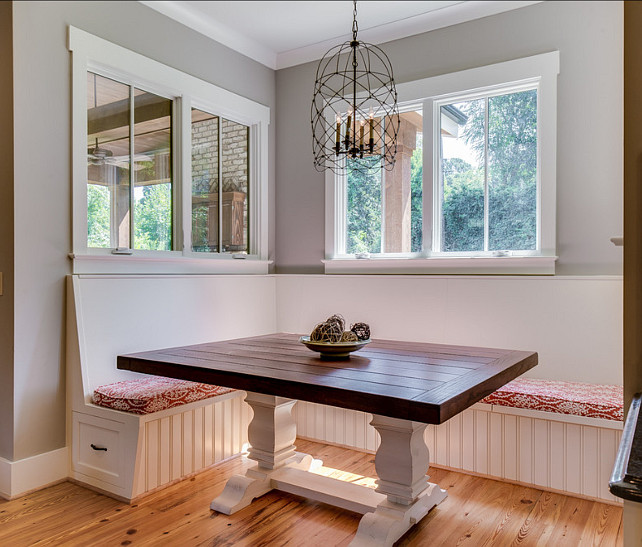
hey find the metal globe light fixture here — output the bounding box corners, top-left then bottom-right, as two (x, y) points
(311, 0), (399, 174)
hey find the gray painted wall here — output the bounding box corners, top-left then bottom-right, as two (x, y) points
(10, 1), (276, 460)
(0, 2), (14, 461)
(274, 1), (623, 275)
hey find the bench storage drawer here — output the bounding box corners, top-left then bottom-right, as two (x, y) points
(72, 412), (127, 489)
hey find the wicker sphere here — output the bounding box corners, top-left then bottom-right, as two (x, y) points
(340, 331), (358, 342)
(350, 322), (371, 341)
(326, 314), (345, 331)
(310, 321), (343, 343)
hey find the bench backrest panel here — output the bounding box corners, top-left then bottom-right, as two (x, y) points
(276, 275), (623, 385)
(69, 274), (277, 404)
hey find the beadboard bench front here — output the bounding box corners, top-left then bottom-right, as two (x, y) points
(294, 386), (624, 505)
(66, 274), (277, 501)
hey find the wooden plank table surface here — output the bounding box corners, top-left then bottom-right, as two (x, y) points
(117, 332), (538, 424)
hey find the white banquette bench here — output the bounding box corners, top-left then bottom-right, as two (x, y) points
(294, 378), (623, 505)
(277, 274), (624, 504)
(66, 274), (276, 502)
(66, 272), (624, 505)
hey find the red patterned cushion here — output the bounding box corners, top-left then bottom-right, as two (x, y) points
(481, 378), (623, 421)
(93, 377), (235, 414)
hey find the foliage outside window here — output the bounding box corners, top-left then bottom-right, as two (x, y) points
(438, 88), (537, 254)
(342, 88), (538, 258)
(345, 108), (424, 255)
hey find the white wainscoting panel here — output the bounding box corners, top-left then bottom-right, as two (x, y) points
(293, 401), (622, 504)
(276, 275), (622, 385)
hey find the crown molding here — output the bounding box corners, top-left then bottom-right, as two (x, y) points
(139, 0), (278, 69)
(140, 1), (541, 71)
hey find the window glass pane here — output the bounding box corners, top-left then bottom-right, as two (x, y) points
(346, 156), (382, 254)
(221, 118), (249, 253)
(440, 99), (485, 252)
(87, 72), (130, 248)
(133, 90), (172, 251)
(383, 110), (423, 253)
(191, 109), (219, 252)
(488, 89), (537, 251)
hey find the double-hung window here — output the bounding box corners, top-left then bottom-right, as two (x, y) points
(69, 27), (269, 274)
(325, 52), (559, 274)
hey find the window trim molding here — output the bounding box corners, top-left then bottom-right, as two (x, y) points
(68, 253), (273, 275)
(325, 51), (560, 275)
(323, 255), (557, 275)
(68, 26), (270, 274)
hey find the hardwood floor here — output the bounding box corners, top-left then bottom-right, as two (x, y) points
(0, 439), (623, 546)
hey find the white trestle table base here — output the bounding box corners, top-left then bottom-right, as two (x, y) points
(210, 392), (447, 547)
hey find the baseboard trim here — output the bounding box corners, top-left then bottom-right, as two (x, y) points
(0, 447), (69, 500)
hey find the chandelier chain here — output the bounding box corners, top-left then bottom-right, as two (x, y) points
(352, 0), (358, 41)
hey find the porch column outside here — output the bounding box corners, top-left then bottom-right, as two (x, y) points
(384, 116), (416, 253)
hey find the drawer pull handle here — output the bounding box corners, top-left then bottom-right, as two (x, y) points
(90, 443), (108, 451)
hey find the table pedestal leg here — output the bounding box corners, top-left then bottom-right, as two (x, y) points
(210, 392), (318, 514)
(350, 415), (447, 547)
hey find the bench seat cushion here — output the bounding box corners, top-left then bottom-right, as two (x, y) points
(481, 378), (623, 421)
(93, 377), (236, 414)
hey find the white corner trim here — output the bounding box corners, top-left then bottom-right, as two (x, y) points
(138, 1), (542, 71)
(323, 255), (557, 275)
(0, 447), (69, 500)
(139, 1), (278, 69)
(277, 2), (542, 70)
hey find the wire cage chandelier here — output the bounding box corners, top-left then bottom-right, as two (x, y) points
(311, 0), (399, 174)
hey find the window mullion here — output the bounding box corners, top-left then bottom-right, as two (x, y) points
(421, 99), (433, 256)
(483, 96), (489, 252)
(218, 116), (223, 253)
(109, 169), (117, 249)
(380, 116), (386, 254)
(339, 165), (347, 254)
(181, 97), (192, 254)
(129, 85), (135, 250)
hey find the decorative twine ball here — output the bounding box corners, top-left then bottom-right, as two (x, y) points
(310, 321), (343, 343)
(326, 314), (345, 332)
(340, 331), (358, 342)
(350, 322), (371, 341)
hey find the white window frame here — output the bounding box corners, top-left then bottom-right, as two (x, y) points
(68, 26), (270, 274)
(324, 51), (559, 275)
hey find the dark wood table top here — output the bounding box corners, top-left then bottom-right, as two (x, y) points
(117, 333), (537, 424)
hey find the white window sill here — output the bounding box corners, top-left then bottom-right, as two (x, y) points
(70, 253), (272, 275)
(322, 255), (557, 275)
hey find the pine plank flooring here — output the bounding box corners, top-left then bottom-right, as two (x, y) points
(0, 439), (622, 546)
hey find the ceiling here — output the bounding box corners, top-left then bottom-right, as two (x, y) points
(140, 1), (539, 70)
